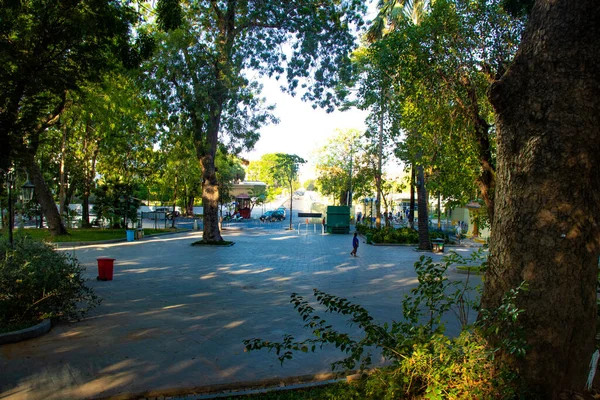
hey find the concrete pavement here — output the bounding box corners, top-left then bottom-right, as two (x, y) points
(0, 227), (481, 400)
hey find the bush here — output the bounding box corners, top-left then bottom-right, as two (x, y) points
(245, 249), (527, 398)
(0, 237), (100, 327)
(363, 226), (420, 244)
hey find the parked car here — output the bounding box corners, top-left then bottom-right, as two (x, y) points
(271, 209), (285, 221)
(260, 210), (285, 222)
(276, 207), (286, 218)
(260, 211), (274, 222)
(155, 207), (180, 220)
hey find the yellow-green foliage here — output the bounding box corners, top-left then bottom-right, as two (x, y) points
(361, 331), (517, 399)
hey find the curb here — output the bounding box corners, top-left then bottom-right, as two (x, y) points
(191, 241), (235, 247)
(54, 229), (192, 248)
(93, 372), (356, 400)
(0, 319), (51, 345)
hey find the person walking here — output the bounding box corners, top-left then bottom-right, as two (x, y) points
(350, 232), (359, 256)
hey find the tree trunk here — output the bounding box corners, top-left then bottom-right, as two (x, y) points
(171, 174), (177, 228)
(437, 192), (441, 230)
(186, 194), (195, 216)
(80, 119), (97, 229)
(480, 0), (600, 396)
(409, 166), (415, 228)
(416, 165), (430, 250)
(201, 154), (223, 242)
(462, 74), (496, 223)
(59, 124), (67, 216)
(376, 102), (384, 230)
(23, 153), (67, 235)
(81, 192), (90, 228)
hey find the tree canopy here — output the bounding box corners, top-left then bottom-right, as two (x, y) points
(146, 0), (368, 242)
(0, 0), (147, 234)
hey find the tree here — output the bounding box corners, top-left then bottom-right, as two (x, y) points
(303, 179), (316, 191)
(48, 74), (158, 228)
(93, 181), (141, 229)
(247, 154), (282, 202)
(480, 0), (600, 396)
(0, 0), (144, 235)
(273, 154), (306, 231)
(361, 0), (523, 243)
(314, 129), (373, 205)
(149, 0), (367, 242)
(246, 154), (279, 187)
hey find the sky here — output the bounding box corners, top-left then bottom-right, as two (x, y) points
(241, 77), (370, 161)
(239, 1), (382, 181)
(239, 75), (409, 182)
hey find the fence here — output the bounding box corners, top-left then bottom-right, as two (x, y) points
(297, 222), (325, 236)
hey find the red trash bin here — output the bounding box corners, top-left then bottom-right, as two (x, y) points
(97, 258), (116, 281)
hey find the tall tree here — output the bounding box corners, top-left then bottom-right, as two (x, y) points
(149, 0), (366, 242)
(0, 0), (143, 235)
(363, 0), (523, 233)
(314, 129), (374, 205)
(273, 154), (306, 231)
(48, 74), (158, 227)
(480, 0), (600, 396)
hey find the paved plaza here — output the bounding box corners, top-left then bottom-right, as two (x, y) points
(0, 227), (481, 400)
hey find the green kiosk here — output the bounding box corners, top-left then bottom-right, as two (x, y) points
(326, 206), (350, 234)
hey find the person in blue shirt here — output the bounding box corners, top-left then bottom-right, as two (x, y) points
(350, 232), (359, 256)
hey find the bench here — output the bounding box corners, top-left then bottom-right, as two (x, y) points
(298, 212), (322, 218)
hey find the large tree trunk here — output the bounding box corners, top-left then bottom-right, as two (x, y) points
(201, 154), (223, 242)
(480, 0), (600, 396)
(416, 164), (430, 250)
(23, 153), (67, 235)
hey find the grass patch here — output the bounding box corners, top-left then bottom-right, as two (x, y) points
(7, 228), (179, 243)
(0, 320), (39, 334)
(191, 240), (235, 246)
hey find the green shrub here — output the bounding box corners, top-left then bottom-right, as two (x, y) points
(367, 226), (419, 244)
(245, 249), (527, 398)
(0, 237), (100, 326)
(355, 223), (370, 235)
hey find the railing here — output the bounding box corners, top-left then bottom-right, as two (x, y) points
(297, 223), (325, 235)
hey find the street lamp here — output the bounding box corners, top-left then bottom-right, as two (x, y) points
(22, 180), (35, 203)
(2, 169), (35, 247)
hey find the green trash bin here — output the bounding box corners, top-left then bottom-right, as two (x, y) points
(366, 233), (373, 244)
(326, 206), (350, 234)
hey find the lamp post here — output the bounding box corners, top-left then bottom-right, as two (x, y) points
(2, 169), (35, 247)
